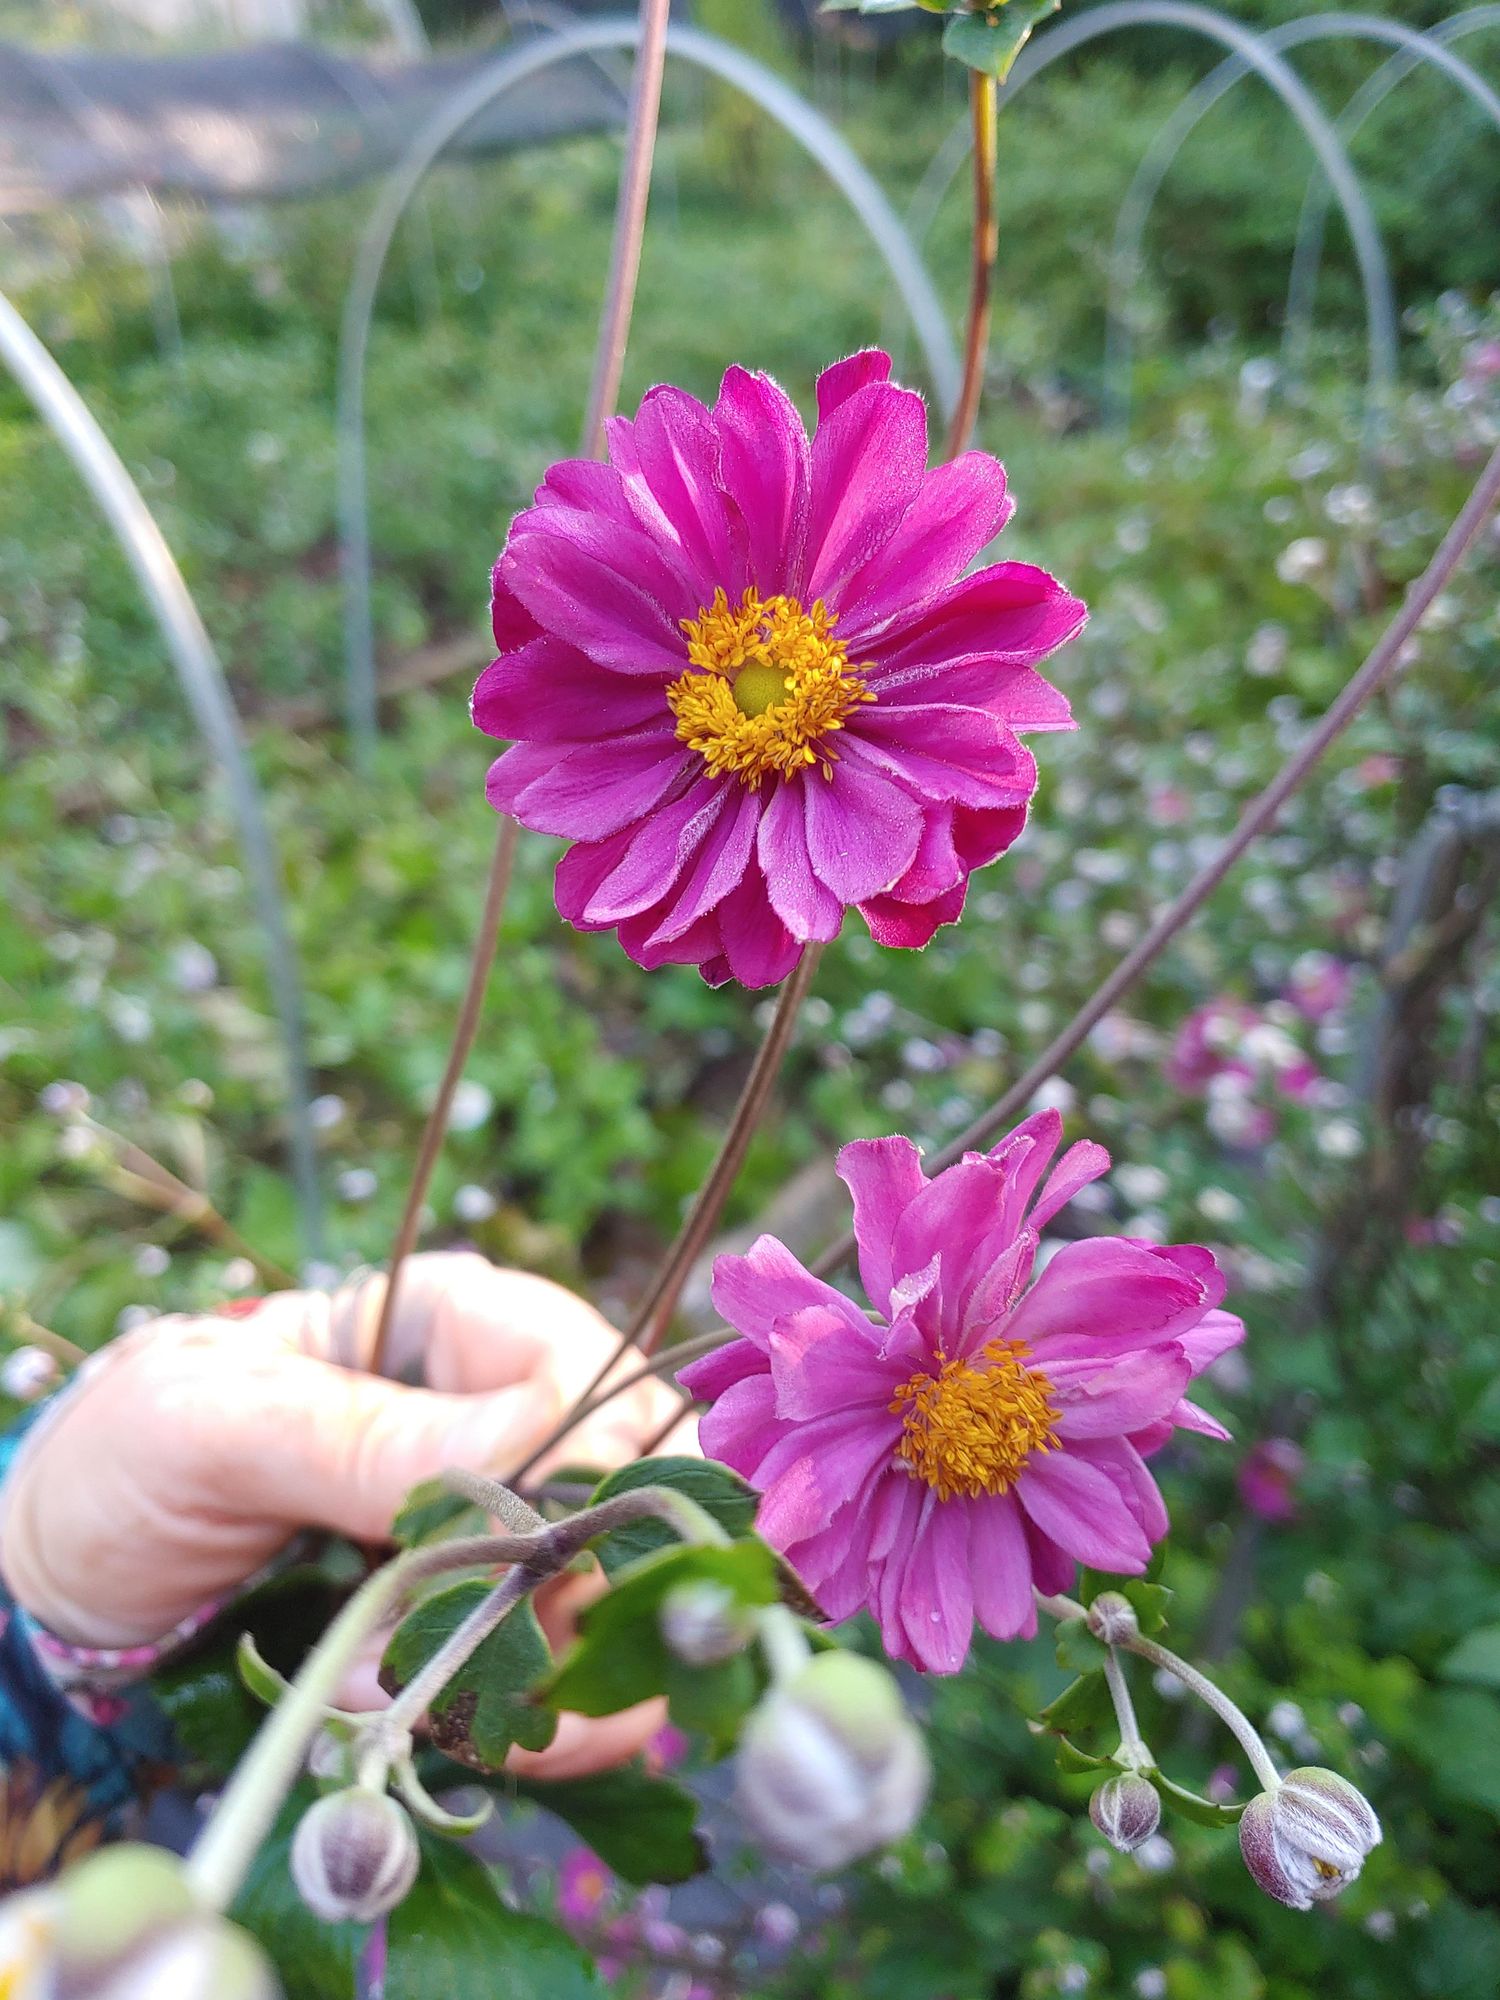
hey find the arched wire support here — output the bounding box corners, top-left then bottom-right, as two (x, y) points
(1104, 13), (1500, 424)
(1284, 8), (1500, 377)
(4, 44), (182, 364)
(0, 288), (326, 1260)
(337, 17), (960, 765)
(905, 2), (1394, 437)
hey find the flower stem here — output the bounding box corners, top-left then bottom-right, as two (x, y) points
(508, 948), (821, 1486)
(368, 817), (518, 1377)
(377, 1563), (535, 1741)
(758, 1603), (814, 1686)
(1103, 1646), (1149, 1768)
(943, 67), (998, 461)
(580, 0), (672, 459)
(184, 1531), (535, 1913)
(1123, 1633), (1282, 1794)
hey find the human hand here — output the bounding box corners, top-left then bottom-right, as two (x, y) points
(0, 1252), (695, 1777)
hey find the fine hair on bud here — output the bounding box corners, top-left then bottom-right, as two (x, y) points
(660, 1579), (756, 1666)
(734, 1652), (930, 1873)
(291, 1787), (421, 1925)
(1085, 1593), (1140, 1646)
(1089, 1773), (1161, 1853)
(1238, 1767), (1382, 1910)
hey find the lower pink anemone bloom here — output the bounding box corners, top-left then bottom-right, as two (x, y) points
(473, 350), (1085, 987)
(679, 1111), (1244, 1673)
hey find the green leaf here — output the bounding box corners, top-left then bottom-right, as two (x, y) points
(382, 1580), (556, 1772)
(942, 0), (1060, 81)
(1037, 1670), (1114, 1737)
(232, 1785), (364, 2000)
(1055, 1737), (1116, 1775)
(1154, 1772), (1245, 1827)
(391, 1477), (488, 1550)
(387, 1837), (603, 2000)
(1054, 1620), (1109, 1675)
(1442, 1624), (1500, 1688)
(587, 1457), (760, 1576)
(546, 1540), (776, 1752)
(512, 1764), (707, 1885)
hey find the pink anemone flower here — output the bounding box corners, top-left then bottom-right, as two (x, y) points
(473, 351), (1085, 987)
(679, 1111), (1244, 1673)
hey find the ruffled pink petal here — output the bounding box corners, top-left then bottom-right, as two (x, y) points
(1024, 1516), (1078, 1598)
(887, 1153), (1010, 1340)
(471, 641), (668, 744)
(695, 1372), (784, 1481)
(560, 779), (732, 927)
(891, 1493), (977, 1674)
(711, 872), (805, 989)
(805, 380), (929, 606)
(987, 1110), (1064, 1235)
(642, 784), (760, 946)
(756, 779), (845, 942)
(708, 1234), (860, 1353)
(1165, 1396), (1232, 1441)
(676, 1335), (768, 1404)
(485, 731), (686, 840)
(859, 879), (968, 951)
(618, 384), (748, 603)
(954, 1229), (1038, 1358)
(712, 366), (810, 596)
(751, 1410), (898, 1549)
(835, 1135), (928, 1317)
(802, 757), (924, 904)
(1030, 1139), (1113, 1230)
(875, 562), (1087, 686)
(1047, 1347), (1193, 1440)
(499, 508), (695, 677)
(1179, 1305), (1245, 1377)
(837, 451), (1014, 641)
(968, 1491), (1038, 1642)
(491, 564), (544, 650)
(1007, 1239), (1219, 1359)
(1069, 1436), (1170, 1544)
(1014, 1450), (1153, 1571)
(768, 1303), (909, 1423)
(843, 719), (1037, 812)
(814, 348), (891, 420)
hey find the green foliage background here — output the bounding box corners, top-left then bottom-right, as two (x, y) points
(1, 4), (1499, 1995)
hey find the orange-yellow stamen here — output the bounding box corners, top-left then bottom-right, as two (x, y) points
(891, 1340), (1060, 1501)
(666, 586), (874, 788)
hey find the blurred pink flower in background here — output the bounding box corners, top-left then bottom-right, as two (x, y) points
(557, 1848), (613, 1932)
(680, 1111), (1243, 1673)
(1285, 952), (1354, 1022)
(1237, 1437), (1304, 1522)
(474, 350), (1085, 986)
(1166, 997), (1325, 1145)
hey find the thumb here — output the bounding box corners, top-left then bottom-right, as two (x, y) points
(215, 1350), (562, 1545)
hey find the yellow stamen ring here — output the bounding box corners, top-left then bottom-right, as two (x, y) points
(666, 586), (875, 789)
(891, 1339), (1060, 1502)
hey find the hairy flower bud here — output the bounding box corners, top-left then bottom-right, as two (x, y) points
(1089, 1773), (1162, 1852)
(660, 1581), (756, 1666)
(291, 1788), (420, 1925)
(734, 1653), (929, 1872)
(54, 1846), (196, 1971)
(1238, 1767), (1382, 1910)
(1085, 1593), (1140, 1646)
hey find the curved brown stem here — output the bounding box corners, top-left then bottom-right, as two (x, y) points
(369, 818), (519, 1376)
(943, 68), (999, 460)
(507, 948), (822, 1486)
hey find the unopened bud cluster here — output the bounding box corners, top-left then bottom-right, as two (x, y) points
(660, 1580), (756, 1666)
(735, 1653), (929, 1872)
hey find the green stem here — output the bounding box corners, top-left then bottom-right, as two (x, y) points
(1102, 1647), (1149, 1769)
(758, 1604), (814, 1686)
(1123, 1632), (1282, 1794)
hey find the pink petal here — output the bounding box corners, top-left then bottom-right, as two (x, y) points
(801, 757), (923, 905)
(1069, 1436), (1170, 1544)
(814, 348), (892, 420)
(837, 451), (1014, 641)
(768, 1303), (909, 1423)
(805, 381), (929, 605)
(499, 509), (693, 677)
(708, 1234), (859, 1353)
(875, 562), (1088, 683)
(485, 731), (686, 840)
(843, 723), (1037, 813)
(1007, 1239), (1219, 1359)
(1015, 1450), (1153, 1571)
(756, 779), (846, 943)
(859, 879), (968, 951)
(888, 1153), (1010, 1339)
(835, 1134), (928, 1317)
(643, 784), (760, 945)
(471, 641), (666, 743)
(968, 1491), (1038, 1641)
(711, 872), (805, 989)
(1179, 1305), (1244, 1377)
(1047, 1348), (1193, 1440)
(1165, 1396), (1232, 1441)
(752, 1410), (897, 1549)
(624, 384), (748, 602)
(712, 366), (810, 596)
(892, 1494), (976, 1675)
(695, 1373), (784, 1481)
(567, 779), (733, 926)
(677, 1335), (768, 1403)
(1030, 1140), (1113, 1230)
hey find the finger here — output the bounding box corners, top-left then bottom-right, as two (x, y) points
(506, 1702), (668, 1782)
(198, 1350), (567, 1544)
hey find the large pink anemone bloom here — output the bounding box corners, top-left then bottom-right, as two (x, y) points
(679, 1111), (1244, 1673)
(473, 351), (1086, 987)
